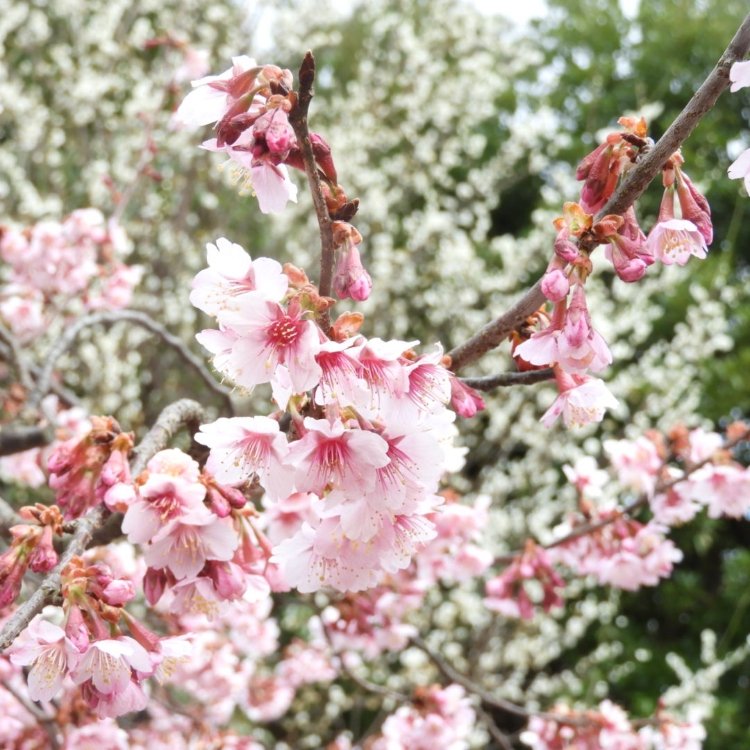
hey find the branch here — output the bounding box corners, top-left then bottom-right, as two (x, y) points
(495, 425), (750, 565)
(0, 425), (53, 457)
(0, 399), (205, 652)
(289, 51), (335, 331)
(0, 321), (34, 392)
(25, 310), (233, 414)
(410, 636), (590, 729)
(447, 12), (750, 373)
(319, 616), (408, 702)
(462, 368), (554, 391)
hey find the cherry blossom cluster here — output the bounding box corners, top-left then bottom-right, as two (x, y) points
(0, 504), (65, 608)
(514, 117), (713, 430)
(483, 421), (750, 617)
(521, 699), (705, 750)
(107, 448), (272, 618)
(0, 209), (142, 342)
(47, 416), (134, 520)
(191, 235), (464, 593)
(5, 558), (191, 718)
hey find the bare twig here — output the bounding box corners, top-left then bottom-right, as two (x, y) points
(0, 425), (53, 457)
(0, 399), (205, 652)
(25, 310), (233, 414)
(410, 636), (590, 728)
(319, 614), (409, 702)
(462, 368), (554, 391)
(447, 12), (750, 373)
(0, 321), (34, 392)
(289, 51), (335, 332)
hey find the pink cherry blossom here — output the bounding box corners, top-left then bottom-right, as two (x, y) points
(215, 297), (322, 392)
(686, 463), (750, 518)
(604, 436), (663, 496)
(645, 219), (707, 265)
(71, 637), (152, 696)
(190, 237), (288, 316)
(195, 416), (292, 499)
(484, 543), (564, 619)
(727, 147), (750, 192)
(122, 472), (210, 545)
(8, 615), (82, 702)
(145, 515), (238, 579)
(174, 55), (259, 129)
(373, 684), (475, 750)
(250, 162), (299, 214)
(541, 374), (618, 429)
(287, 417), (390, 496)
(515, 288), (611, 375)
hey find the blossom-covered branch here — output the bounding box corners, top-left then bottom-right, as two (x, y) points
(0, 398), (204, 652)
(447, 11), (750, 374)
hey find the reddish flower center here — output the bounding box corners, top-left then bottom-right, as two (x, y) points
(267, 316), (301, 349)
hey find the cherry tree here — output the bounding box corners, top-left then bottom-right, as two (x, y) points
(1, 3), (750, 748)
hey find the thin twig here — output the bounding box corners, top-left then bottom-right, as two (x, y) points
(462, 368), (554, 391)
(410, 636), (590, 728)
(447, 12), (750, 373)
(319, 614), (409, 702)
(289, 51), (335, 332)
(0, 399), (204, 652)
(0, 321), (34, 392)
(476, 702), (514, 750)
(25, 310), (233, 414)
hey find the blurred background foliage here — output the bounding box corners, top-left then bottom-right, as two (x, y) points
(2, 0), (750, 746)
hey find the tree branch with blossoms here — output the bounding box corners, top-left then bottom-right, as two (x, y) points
(447, 11), (750, 375)
(0, 398), (203, 652)
(3, 8), (750, 748)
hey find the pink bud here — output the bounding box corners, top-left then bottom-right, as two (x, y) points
(28, 526), (58, 573)
(553, 230), (579, 263)
(541, 269), (570, 302)
(65, 605), (90, 652)
(144, 567), (169, 606)
(333, 244), (372, 301)
(101, 579), (136, 606)
(205, 561), (246, 600)
(450, 378), (486, 418)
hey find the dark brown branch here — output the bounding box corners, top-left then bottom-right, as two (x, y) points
(462, 368), (554, 391)
(289, 51), (335, 331)
(447, 12), (750, 373)
(25, 310), (233, 414)
(0, 399), (204, 652)
(0, 425), (53, 457)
